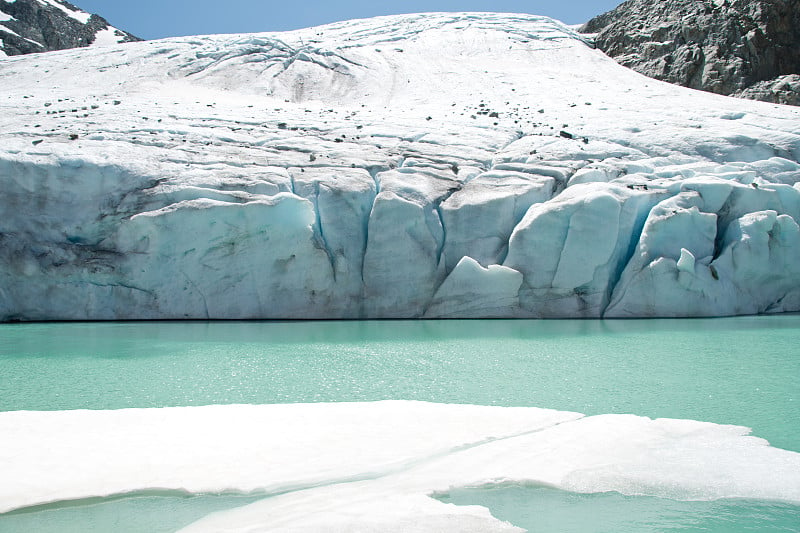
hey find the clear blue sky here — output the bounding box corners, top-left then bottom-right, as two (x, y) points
(71, 1), (621, 40)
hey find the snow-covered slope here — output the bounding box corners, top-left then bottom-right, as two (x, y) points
(0, 12), (799, 320)
(0, 0), (140, 57)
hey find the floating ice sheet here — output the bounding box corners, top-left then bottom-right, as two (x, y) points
(1, 402), (798, 531)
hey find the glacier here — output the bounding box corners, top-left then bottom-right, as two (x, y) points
(0, 12), (799, 320)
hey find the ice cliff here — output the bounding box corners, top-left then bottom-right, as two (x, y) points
(0, 13), (798, 320)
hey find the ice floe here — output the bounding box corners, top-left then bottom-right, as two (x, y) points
(1, 402), (798, 531)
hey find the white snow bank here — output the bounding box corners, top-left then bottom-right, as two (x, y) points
(0, 402), (579, 514)
(1, 402), (798, 533)
(91, 27), (125, 47)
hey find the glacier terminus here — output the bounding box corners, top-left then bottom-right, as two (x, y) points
(1, 12), (799, 320)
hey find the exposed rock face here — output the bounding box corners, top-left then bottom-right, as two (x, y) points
(0, 0), (140, 57)
(581, 0), (800, 106)
(736, 73), (800, 106)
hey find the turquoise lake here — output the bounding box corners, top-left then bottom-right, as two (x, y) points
(1, 316), (798, 532)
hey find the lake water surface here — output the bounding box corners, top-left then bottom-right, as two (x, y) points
(1, 316), (798, 532)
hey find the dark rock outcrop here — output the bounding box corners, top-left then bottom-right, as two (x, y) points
(0, 0), (140, 57)
(581, 0), (800, 106)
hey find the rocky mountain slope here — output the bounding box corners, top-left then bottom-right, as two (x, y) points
(0, 13), (798, 320)
(0, 0), (140, 57)
(581, 0), (800, 106)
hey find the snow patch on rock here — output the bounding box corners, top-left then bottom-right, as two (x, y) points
(35, 0), (90, 24)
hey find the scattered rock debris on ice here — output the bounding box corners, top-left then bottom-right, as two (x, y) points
(0, 12), (799, 320)
(1, 402), (798, 532)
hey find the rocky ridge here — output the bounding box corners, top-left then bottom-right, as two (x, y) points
(0, 0), (140, 57)
(581, 0), (800, 106)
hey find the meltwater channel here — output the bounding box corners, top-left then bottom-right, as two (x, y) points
(1, 316), (798, 532)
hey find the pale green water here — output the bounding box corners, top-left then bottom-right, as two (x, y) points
(1, 317), (799, 532)
(438, 485), (800, 532)
(1, 317), (798, 449)
(0, 494), (263, 533)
